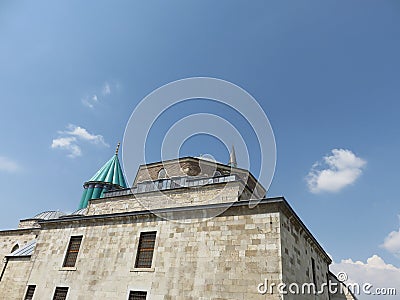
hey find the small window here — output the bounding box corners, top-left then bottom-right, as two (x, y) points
(53, 287), (68, 300)
(157, 168), (166, 179)
(135, 232), (156, 268)
(311, 258), (317, 287)
(11, 244), (19, 253)
(213, 171), (222, 177)
(63, 236), (82, 267)
(24, 285), (36, 300)
(129, 291), (147, 300)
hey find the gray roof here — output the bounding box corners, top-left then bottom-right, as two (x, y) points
(69, 208), (87, 216)
(7, 240), (36, 257)
(33, 211), (66, 220)
(55, 208), (88, 219)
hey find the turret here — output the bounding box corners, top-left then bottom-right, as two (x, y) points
(78, 143), (128, 209)
(227, 145), (237, 168)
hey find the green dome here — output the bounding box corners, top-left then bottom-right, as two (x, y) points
(78, 147), (127, 209)
(88, 154), (127, 186)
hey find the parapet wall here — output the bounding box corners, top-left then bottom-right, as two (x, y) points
(87, 181), (244, 216)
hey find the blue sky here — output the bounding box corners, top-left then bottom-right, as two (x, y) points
(1, 0), (400, 295)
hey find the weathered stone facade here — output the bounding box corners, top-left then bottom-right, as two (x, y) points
(133, 157), (266, 199)
(0, 228), (38, 271)
(280, 212), (330, 300)
(0, 257), (33, 300)
(87, 181), (247, 216)
(24, 202), (284, 300)
(0, 157), (356, 300)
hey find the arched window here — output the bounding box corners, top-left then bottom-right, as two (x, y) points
(11, 244), (19, 253)
(213, 171), (222, 177)
(157, 168), (167, 179)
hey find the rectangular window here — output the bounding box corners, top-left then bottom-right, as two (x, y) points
(24, 285), (36, 300)
(311, 258), (317, 287)
(129, 291), (147, 300)
(63, 236), (82, 267)
(53, 287), (68, 300)
(135, 231), (156, 268)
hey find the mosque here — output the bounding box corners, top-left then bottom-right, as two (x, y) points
(0, 144), (355, 299)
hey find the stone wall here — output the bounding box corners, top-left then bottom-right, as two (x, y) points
(280, 212), (330, 300)
(134, 158), (228, 183)
(133, 158), (266, 198)
(87, 182), (243, 216)
(0, 194), (337, 300)
(25, 204), (283, 300)
(0, 228), (38, 271)
(0, 257), (33, 300)
(18, 220), (40, 229)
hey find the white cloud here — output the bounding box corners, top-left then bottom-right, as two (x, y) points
(81, 94), (98, 108)
(331, 255), (400, 299)
(61, 124), (109, 147)
(51, 124), (109, 158)
(306, 149), (366, 193)
(0, 156), (21, 172)
(381, 218), (400, 258)
(382, 230), (400, 257)
(51, 137), (82, 158)
(81, 81), (115, 108)
(102, 82), (111, 96)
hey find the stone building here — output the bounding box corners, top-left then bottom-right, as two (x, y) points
(0, 147), (356, 299)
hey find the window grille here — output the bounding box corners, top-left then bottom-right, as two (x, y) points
(129, 291), (147, 300)
(63, 236), (82, 267)
(24, 285), (36, 300)
(135, 232), (156, 268)
(53, 287), (69, 300)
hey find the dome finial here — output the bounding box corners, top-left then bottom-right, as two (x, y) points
(228, 145), (237, 168)
(115, 142), (121, 155)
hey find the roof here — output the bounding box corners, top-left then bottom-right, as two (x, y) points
(33, 211), (66, 220)
(7, 240), (36, 257)
(79, 153), (128, 209)
(70, 207), (88, 216)
(87, 154), (127, 187)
